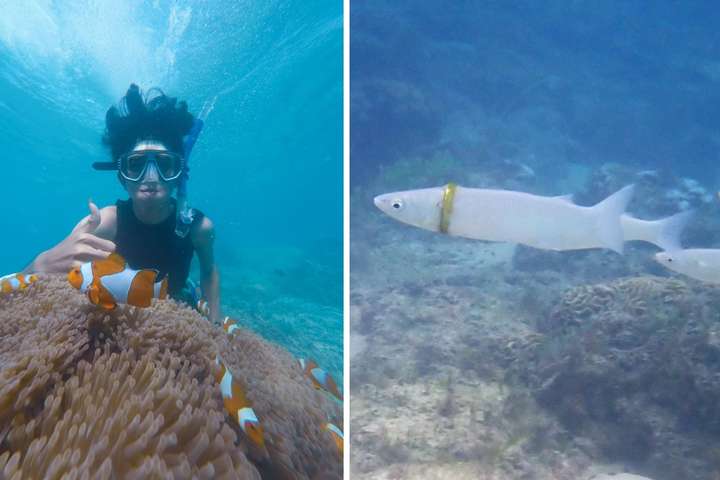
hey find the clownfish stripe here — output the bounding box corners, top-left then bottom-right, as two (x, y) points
(311, 367), (328, 385)
(238, 407), (259, 427)
(227, 324), (239, 334)
(79, 263), (93, 292)
(326, 423), (343, 438)
(100, 269), (137, 303)
(219, 369), (234, 399)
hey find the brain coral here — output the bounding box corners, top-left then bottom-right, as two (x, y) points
(530, 276), (720, 480)
(0, 275), (342, 479)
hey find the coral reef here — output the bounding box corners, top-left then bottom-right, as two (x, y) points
(349, 247), (597, 479)
(350, 167), (720, 478)
(528, 276), (720, 480)
(0, 275), (342, 479)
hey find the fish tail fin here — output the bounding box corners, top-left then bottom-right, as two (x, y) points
(653, 209), (694, 252)
(594, 184), (635, 254)
(154, 276), (168, 299)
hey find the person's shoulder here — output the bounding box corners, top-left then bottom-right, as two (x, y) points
(99, 205), (117, 216)
(97, 205), (117, 224)
(190, 214), (215, 247)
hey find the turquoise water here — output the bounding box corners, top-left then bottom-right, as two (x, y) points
(0, 1), (342, 381)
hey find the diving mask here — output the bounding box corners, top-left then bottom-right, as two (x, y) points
(118, 150), (184, 182)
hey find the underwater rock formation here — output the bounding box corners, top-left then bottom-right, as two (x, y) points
(0, 276), (342, 479)
(530, 276), (720, 480)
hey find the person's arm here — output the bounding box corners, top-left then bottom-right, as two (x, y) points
(192, 216), (220, 323)
(23, 201), (116, 274)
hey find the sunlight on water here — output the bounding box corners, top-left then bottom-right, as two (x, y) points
(0, 0), (342, 380)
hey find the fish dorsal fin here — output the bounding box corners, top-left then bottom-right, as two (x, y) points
(106, 252), (126, 268)
(553, 194), (574, 203)
(93, 253), (127, 277)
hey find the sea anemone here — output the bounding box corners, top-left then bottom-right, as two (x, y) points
(0, 275), (342, 479)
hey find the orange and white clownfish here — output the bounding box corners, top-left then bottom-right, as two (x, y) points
(214, 356), (266, 451)
(67, 252), (167, 310)
(222, 316), (240, 334)
(298, 358), (343, 401)
(197, 299), (209, 316)
(0, 273), (38, 294)
(324, 423), (343, 457)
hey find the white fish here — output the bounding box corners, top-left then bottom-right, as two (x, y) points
(655, 248), (720, 283)
(621, 210), (693, 251)
(374, 184), (635, 254)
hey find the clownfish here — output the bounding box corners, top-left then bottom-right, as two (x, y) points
(214, 356), (266, 451)
(197, 299), (209, 316)
(324, 423), (343, 457)
(222, 316), (240, 334)
(299, 358), (343, 401)
(67, 252), (167, 310)
(0, 273), (38, 294)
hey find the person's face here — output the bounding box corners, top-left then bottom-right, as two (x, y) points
(121, 140), (179, 203)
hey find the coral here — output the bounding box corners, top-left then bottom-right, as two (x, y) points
(0, 275), (342, 479)
(529, 276), (720, 480)
(541, 276), (690, 334)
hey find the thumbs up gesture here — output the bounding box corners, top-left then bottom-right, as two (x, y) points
(29, 200), (117, 273)
(71, 200), (103, 236)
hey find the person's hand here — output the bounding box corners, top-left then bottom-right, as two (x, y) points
(32, 200), (116, 273)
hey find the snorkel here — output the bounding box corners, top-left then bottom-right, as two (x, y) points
(175, 118), (204, 237)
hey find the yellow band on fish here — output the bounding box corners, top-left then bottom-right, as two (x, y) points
(439, 182), (457, 234)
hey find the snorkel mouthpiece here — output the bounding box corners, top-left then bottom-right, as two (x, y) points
(175, 118), (204, 238)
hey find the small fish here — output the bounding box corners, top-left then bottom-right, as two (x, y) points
(0, 273), (38, 294)
(67, 252), (167, 310)
(222, 316), (240, 334)
(299, 358), (343, 401)
(196, 299), (210, 316)
(655, 249), (720, 284)
(324, 423), (343, 457)
(374, 184), (635, 254)
(214, 356), (266, 451)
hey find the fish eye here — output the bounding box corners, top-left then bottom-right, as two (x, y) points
(667, 257), (673, 263)
(391, 199), (403, 209)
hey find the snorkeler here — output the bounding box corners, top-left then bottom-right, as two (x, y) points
(23, 84), (221, 322)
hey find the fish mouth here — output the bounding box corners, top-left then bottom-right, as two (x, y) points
(372, 196), (382, 208)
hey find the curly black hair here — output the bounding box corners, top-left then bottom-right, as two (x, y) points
(102, 84), (195, 160)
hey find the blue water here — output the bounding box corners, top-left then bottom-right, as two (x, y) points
(0, 1), (342, 381)
(351, 2), (720, 478)
(352, 1), (720, 186)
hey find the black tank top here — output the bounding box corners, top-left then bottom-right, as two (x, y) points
(114, 199), (204, 298)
